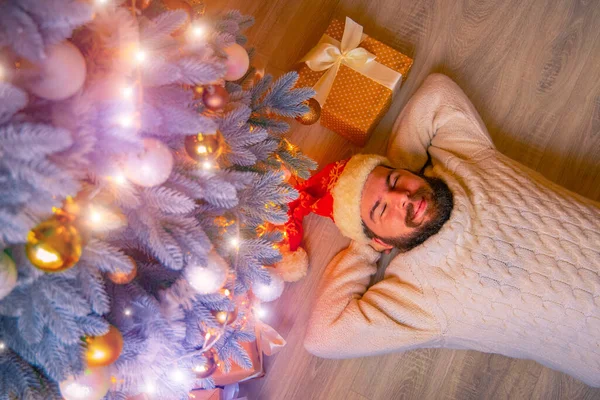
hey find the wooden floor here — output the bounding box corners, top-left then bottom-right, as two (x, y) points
(210, 0), (600, 398)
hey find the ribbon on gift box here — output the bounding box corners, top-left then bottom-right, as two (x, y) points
(301, 17), (403, 106)
(256, 320), (286, 356)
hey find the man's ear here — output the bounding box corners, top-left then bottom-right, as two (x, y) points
(371, 237), (394, 252)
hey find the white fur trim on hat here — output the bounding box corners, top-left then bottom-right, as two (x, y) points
(331, 154), (389, 242)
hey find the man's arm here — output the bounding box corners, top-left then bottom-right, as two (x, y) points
(304, 242), (440, 358)
(387, 73), (495, 171)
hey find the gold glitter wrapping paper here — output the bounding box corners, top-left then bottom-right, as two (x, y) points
(296, 19), (413, 146)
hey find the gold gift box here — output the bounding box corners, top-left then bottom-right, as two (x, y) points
(296, 18), (413, 146)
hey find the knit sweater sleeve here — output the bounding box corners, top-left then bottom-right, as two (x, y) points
(387, 73), (495, 171)
(304, 242), (440, 359)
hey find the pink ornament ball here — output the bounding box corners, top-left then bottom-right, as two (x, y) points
(59, 367), (110, 400)
(223, 43), (250, 81)
(27, 41), (86, 100)
(124, 138), (174, 187)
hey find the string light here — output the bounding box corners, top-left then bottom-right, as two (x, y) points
(223, 289), (231, 296)
(89, 208), (102, 224)
(118, 114), (134, 128)
(122, 86), (134, 99)
(229, 237), (239, 248)
(143, 381), (156, 394)
(204, 332), (211, 341)
(202, 161), (212, 170)
(169, 369), (185, 383)
(113, 173), (126, 185)
(255, 306), (267, 319)
(197, 145), (208, 154)
(191, 24), (205, 38)
(0, 341), (6, 351)
(95, 0), (108, 5)
(0, 64), (5, 81)
(135, 50), (146, 63)
(193, 364), (207, 373)
(124, 308), (132, 316)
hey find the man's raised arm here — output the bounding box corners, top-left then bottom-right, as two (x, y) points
(304, 242), (441, 359)
(387, 73), (495, 171)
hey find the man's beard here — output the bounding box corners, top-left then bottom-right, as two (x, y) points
(384, 174), (453, 252)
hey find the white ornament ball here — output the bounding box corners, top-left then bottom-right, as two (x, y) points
(27, 41), (86, 100)
(185, 249), (229, 294)
(223, 43), (250, 81)
(252, 270), (285, 302)
(0, 252), (17, 300)
(59, 367), (110, 400)
(124, 138), (173, 187)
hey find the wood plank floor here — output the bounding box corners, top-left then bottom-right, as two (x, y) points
(209, 0), (600, 398)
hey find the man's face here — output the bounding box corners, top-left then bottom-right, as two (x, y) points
(360, 166), (453, 251)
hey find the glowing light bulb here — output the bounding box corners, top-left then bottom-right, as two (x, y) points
(204, 332), (211, 341)
(124, 308), (132, 316)
(256, 306), (267, 319)
(223, 289), (231, 296)
(170, 369), (185, 383)
(0, 64), (5, 81)
(36, 248), (59, 264)
(144, 381), (156, 394)
(122, 86), (134, 99)
(191, 25), (205, 38)
(202, 161), (212, 170)
(89, 209), (102, 224)
(118, 114), (134, 128)
(95, 0), (108, 5)
(0, 341), (6, 351)
(135, 50), (146, 63)
(113, 173), (126, 185)
(230, 237), (239, 248)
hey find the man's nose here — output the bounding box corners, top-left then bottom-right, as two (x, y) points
(385, 190), (410, 210)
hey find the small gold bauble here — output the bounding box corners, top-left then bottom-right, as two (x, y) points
(107, 257), (137, 284)
(211, 307), (238, 326)
(295, 98), (321, 125)
(25, 216), (82, 273)
(184, 132), (223, 163)
(193, 348), (218, 379)
(202, 85), (229, 111)
(85, 325), (124, 367)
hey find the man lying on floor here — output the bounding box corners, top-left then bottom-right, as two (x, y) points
(292, 74), (600, 387)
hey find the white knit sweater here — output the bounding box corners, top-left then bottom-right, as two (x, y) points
(303, 74), (600, 387)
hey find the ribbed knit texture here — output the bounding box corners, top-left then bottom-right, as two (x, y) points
(304, 74), (600, 387)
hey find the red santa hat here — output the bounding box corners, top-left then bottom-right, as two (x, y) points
(275, 154), (389, 282)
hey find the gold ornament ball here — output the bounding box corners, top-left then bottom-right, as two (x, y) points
(184, 132), (223, 163)
(295, 98), (321, 125)
(107, 257), (137, 284)
(211, 307), (238, 326)
(193, 348), (218, 379)
(26, 216), (82, 273)
(85, 325), (124, 367)
(202, 85), (229, 111)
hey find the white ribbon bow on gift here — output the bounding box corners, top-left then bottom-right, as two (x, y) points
(301, 17), (403, 106)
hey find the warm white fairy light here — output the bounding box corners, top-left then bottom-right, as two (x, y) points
(191, 24), (205, 38)
(143, 381), (156, 394)
(169, 369), (185, 383)
(230, 237), (240, 248)
(122, 86), (134, 99)
(0, 341), (6, 351)
(135, 50), (146, 63)
(118, 114), (134, 128)
(223, 289), (231, 296)
(114, 173), (127, 185)
(256, 306), (267, 319)
(62, 381), (92, 399)
(202, 161), (212, 170)
(0, 64), (5, 81)
(89, 208), (102, 224)
(124, 308), (132, 316)
(95, 0), (108, 4)
(204, 332), (211, 341)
